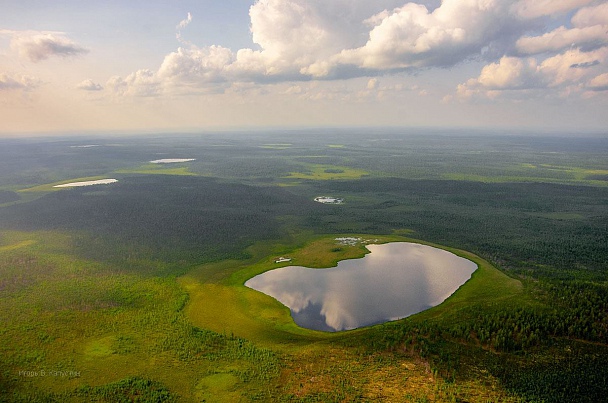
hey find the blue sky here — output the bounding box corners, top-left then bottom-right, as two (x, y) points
(1, 0), (607, 134)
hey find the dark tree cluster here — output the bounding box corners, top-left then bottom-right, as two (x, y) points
(0, 175), (320, 272)
(0, 191), (20, 204)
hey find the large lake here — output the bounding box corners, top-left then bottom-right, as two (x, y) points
(245, 242), (476, 332)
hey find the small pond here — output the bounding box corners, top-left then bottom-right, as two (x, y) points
(149, 158), (196, 164)
(245, 242), (476, 332)
(53, 179), (118, 188)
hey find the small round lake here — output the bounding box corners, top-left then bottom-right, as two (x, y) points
(245, 242), (477, 332)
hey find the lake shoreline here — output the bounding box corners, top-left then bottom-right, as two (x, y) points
(245, 241), (477, 332)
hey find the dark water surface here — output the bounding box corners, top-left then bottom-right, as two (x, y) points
(245, 242), (477, 332)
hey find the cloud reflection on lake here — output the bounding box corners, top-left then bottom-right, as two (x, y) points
(245, 242), (476, 332)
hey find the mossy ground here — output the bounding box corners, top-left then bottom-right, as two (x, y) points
(1, 230), (525, 402)
(114, 164), (198, 176)
(283, 164), (369, 180)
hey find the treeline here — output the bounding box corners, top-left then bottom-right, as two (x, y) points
(0, 191), (20, 204)
(449, 303), (607, 351)
(352, 304), (608, 403)
(154, 318), (281, 383)
(5, 174), (599, 282)
(0, 175), (322, 272)
(4, 377), (179, 403)
(364, 288), (607, 357)
(308, 178), (608, 273)
(488, 342), (608, 403)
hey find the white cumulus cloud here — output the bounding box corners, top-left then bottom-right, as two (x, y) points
(454, 0), (608, 101)
(516, 2), (608, 55)
(176, 12), (193, 45)
(572, 2), (608, 27)
(477, 56), (542, 89)
(106, 69), (159, 97)
(177, 12), (193, 30)
(517, 26), (608, 55)
(6, 31), (88, 62)
(542, 47), (608, 86)
(157, 45), (235, 92)
(513, 0), (596, 19)
(77, 79), (103, 91)
(107, 0), (608, 99)
(0, 72), (39, 91)
(456, 47), (608, 99)
(587, 72), (608, 90)
(305, 0), (527, 76)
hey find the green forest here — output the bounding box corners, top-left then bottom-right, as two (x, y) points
(0, 130), (607, 402)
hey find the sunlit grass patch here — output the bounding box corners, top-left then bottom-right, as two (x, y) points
(114, 164), (198, 176)
(178, 278), (317, 348)
(442, 163), (608, 186)
(180, 235), (402, 346)
(18, 176), (112, 193)
(0, 230), (284, 401)
(84, 336), (116, 358)
(284, 164), (369, 180)
(539, 164), (608, 179)
(0, 239), (35, 253)
(259, 143), (292, 150)
(272, 236), (376, 269)
(441, 172), (608, 186)
(195, 373), (241, 402)
(182, 234), (520, 349)
(441, 173), (554, 183)
(0, 229), (532, 402)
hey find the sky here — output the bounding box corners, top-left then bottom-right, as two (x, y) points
(1, 0), (608, 134)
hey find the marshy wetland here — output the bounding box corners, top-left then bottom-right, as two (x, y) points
(1, 130), (607, 402)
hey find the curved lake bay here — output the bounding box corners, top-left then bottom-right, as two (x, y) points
(245, 242), (477, 332)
